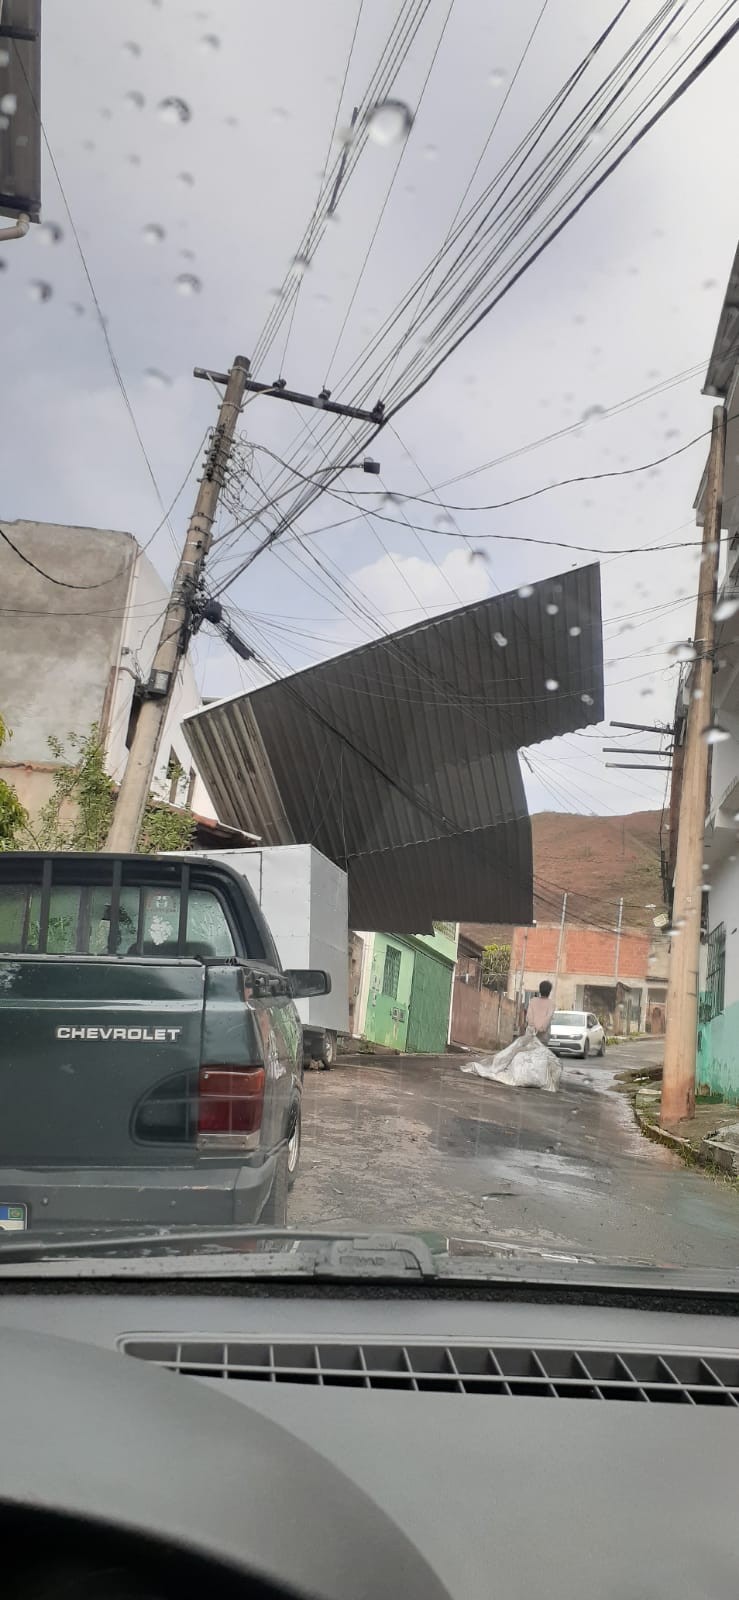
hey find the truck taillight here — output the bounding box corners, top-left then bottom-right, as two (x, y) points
(197, 1066), (265, 1137)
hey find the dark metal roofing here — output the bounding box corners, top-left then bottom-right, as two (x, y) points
(184, 563), (603, 931)
(703, 240), (739, 397)
(0, 1), (42, 222)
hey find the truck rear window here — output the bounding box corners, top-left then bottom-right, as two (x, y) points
(0, 869), (238, 959)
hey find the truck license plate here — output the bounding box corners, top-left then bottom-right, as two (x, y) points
(0, 1204), (26, 1231)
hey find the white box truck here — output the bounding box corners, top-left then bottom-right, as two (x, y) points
(189, 845), (349, 1067)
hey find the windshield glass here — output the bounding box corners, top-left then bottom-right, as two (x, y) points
(1, 1), (739, 1280)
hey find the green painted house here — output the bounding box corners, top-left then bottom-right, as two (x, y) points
(361, 923), (458, 1055)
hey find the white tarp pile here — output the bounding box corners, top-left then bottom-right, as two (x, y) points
(461, 1029), (562, 1093)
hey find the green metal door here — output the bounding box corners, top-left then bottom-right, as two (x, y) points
(364, 935), (413, 1050)
(406, 947), (453, 1054)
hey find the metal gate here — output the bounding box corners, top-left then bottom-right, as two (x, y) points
(406, 947), (453, 1054)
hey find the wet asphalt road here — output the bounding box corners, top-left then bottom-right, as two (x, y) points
(290, 1040), (739, 1268)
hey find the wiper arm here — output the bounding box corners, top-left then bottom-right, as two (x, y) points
(0, 1227), (439, 1279)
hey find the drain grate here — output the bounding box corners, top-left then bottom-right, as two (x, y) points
(120, 1338), (739, 1404)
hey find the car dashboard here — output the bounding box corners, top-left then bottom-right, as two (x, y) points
(1, 1281), (739, 1600)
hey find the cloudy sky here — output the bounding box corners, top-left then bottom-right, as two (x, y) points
(2, 0), (738, 821)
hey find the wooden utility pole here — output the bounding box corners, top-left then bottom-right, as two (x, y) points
(105, 355), (250, 853)
(660, 404), (726, 1127)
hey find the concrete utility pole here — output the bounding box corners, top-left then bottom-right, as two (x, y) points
(555, 893), (568, 982)
(105, 355), (250, 853)
(660, 404), (726, 1127)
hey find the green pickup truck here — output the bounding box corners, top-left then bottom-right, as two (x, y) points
(0, 852), (329, 1234)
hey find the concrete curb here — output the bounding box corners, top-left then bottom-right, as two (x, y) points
(633, 1103), (739, 1177)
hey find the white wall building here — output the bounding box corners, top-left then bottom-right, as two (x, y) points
(0, 520), (217, 826)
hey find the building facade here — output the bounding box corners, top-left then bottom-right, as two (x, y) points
(0, 520), (216, 826)
(353, 923), (459, 1055)
(686, 248), (739, 1099)
(507, 922), (668, 1035)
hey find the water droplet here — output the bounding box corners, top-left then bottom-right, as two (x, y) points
(123, 40), (141, 56)
(669, 640), (697, 662)
(100, 107), (112, 120)
(271, 106), (290, 122)
(517, 584), (534, 599)
(70, 301), (85, 316)
(144, 368), (172, 388)
(0, 259), (6, 272)
(200, 32), (220, 49)
(367, 99), (414, 146)
(124, 90), (145, 110)
(493, 632), (508, 648)
(36, 221), (63, 246)
(467, 548), (488, 564)
(580, 403), (605, 423)
(177, 170), (195, 186)
(0, 92), (17, 115)
(127, 153), (141, 165)
(175, 272), (202, 295)
(702, 278), (718, 291)
(581, 693), (594, 706)
(381, 492), (402, 507)
(434, 512), (452, 531)
(422, 143), (438, 161)
(545, 602), (559, 616)
(291, 253), (310, 278)
(692, 688), (704, 701)
(0, 47), (9, 68)
(179, 247), (195, 260)
(702, 723), (731, 745)
(158, 96), (191, 124)
(488, 67), (508, 88)
(569, 625), (582, 637)
(714, 595), (739, 623)
(224, 115), (239, 127)
(27, 280), (52, 302)
(545, 678), (559, 692)
(142, 222), (166, 244)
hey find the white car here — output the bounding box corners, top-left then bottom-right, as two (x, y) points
(549, 1010), (606, 1059)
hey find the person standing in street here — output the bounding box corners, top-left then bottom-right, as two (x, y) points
(525, 980), (555, 1045)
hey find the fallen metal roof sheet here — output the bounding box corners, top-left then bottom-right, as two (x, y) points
(184, 563), (603, 931)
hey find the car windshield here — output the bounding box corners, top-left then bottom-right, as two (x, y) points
(1, 1), (738, 1284)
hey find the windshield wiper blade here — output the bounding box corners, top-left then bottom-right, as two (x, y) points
(0, 1226), (439, 1278)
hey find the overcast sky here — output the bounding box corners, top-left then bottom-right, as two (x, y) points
(2, 0), (738, 822)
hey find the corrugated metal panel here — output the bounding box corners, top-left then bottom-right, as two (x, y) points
(406, 947), (454, 1054)
(703, 241), (739, 397)
(0, 1), (42, 222)
(184, 564), (603, 931)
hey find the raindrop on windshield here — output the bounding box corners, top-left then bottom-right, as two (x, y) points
(545, 678), (559, 692)
(467, 548), (487, 564)
(518, 584), (534, 599)
(581, 693), (594, 705)
(175, 272), (202, 295)
(569, 625), (582, 637)
(0, 48), (9, 68)
(580, 403), (606, 423)
(367, 99), (414, 146)
(142, 222), (166, 244)
(291, 253), (310, 278)
(493, 632), (508, 648)
(177, 171), (195, 186)
(27, 280), (52, 302)
(144, 368), (172, 388)
(124, 90), (145, 110)
(702, 724), (731, 745)
(488, 68), (508, 88)
(669, 641), (697, 662)
(36, 222), (63, 246)
(122, 41), (142, 56)
(546, 602), (559, 616)
(714, 595), (739, 623)
(423, 144), (438, 161)
(70, 302), (85, 316)
(434, 512), (452, 531)
(158, 97), (192, 124)
(0, 92), (17, 115)
(200, 33), (220, 49)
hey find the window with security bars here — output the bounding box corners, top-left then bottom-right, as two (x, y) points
(705, 922), (726, 1021)
(382, 944), (402, 1000)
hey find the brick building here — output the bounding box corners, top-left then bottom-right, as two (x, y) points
(507, 923), (668, 1035)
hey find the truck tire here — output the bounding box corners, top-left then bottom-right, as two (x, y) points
(261, 1143), (289, 1226)
(320, 1029), (336, 1069)
(287, 1104), (302, 1190)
